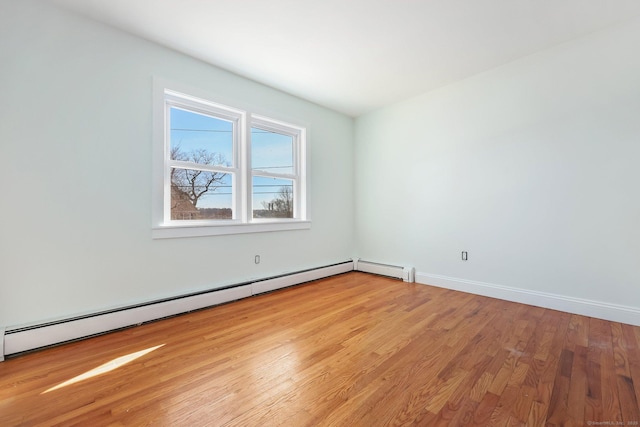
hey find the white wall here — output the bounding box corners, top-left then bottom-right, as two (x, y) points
(355, 18), (640, 314)
(2, 1), (638, 332)
(0, 1), (354, 328)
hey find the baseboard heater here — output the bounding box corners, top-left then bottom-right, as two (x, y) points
(354, 259), (415, 283)
(1, 261), (354, 359)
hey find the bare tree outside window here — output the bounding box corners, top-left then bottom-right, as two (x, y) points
(170, 146), (232, 220)
(260, 185), (294, 218)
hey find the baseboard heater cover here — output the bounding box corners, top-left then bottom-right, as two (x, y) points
(252, 262), (353, 295)
(2, 261), (354, 358)
(354, 259), (415, 283)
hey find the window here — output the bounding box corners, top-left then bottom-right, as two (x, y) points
(251, 117), (302, 220)
(153, 83), (309, 238)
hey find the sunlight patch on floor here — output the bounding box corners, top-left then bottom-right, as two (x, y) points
(42, 344), (165, 394)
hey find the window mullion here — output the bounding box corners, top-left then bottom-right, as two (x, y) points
(164, 101), (173, 223)
(292, 134), (300, 219)
(244, 114), (252, 223)
(237, 113), (248, 223)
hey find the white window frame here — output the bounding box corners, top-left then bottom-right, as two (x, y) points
(152, 80), (310, 239)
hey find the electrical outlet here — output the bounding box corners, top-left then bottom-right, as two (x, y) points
(255, 255), (261, 264)
(461, 251), (468, 261)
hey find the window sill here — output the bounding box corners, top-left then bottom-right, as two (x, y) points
(152, 220), (311, 239)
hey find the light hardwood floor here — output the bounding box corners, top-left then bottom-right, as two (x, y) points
(1, 272), (639, 426)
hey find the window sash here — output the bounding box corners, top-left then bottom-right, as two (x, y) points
(164, 96), (244, 224)
(249, 116), (305, 221)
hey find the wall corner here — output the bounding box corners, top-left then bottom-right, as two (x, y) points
(1, 327), (5, 362)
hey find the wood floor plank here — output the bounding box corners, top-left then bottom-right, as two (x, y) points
(567, 344), (587, 425)
(585, 349), (604, 422)
(617, 374), (640, 425)
(0, 272), (639, 426)
(436, 397), (479, 427)
(470, 392), (501, 427)
(611, 322), (640, 424)
(566, 314), (590, 349)
(623, 324), (640, 420)
(526, 400), (547, 427)
(591, 317), (625, 424)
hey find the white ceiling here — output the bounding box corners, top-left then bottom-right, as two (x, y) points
(49, 0), (640, 117)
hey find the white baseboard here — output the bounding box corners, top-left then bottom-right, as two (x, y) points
(2, 261), (354, 358)
(416, 272), (640, 326)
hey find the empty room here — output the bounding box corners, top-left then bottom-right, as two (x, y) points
(1, 0), (640, 425)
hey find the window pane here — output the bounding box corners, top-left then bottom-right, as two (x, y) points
(170, 107), (233, 167)
(171, 168), (233, 220)
(252, 176), (294, 219)
(251, 127), (293, 175)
